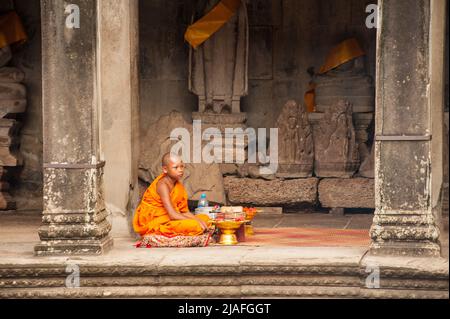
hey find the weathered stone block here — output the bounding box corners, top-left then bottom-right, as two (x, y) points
(0, 191), (15, 210)
(224, 176), (318, 207)
(0, 67), (25, 83)
(0, 82), (26, 99)
(0, 146), (21, 167)
(0, 119), (21, 148)
(319, 178), (374, 209)
(0, 99), (27, 117)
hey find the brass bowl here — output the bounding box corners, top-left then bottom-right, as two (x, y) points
(245, 222), (254, 237)
(244, 208), (261, 221)
(214, 220), (245, 245)
(244, 209), (261, 237)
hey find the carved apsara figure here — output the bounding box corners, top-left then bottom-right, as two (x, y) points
(315, 99), (360, 178)
(276, 100), (314, 178)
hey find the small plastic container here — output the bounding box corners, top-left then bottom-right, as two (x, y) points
(198, 193), (209, 208)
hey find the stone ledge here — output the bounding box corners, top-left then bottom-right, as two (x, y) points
(0, 284), (447, 299)
(0, 245), (447, 298)
(319, 178), (375, 209)
(224, 176), (319, 207)
(0, 253), (447, 298)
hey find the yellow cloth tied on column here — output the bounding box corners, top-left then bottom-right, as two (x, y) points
(318, 38), (365, 74)
(304, 38), (366, 112)
(184, 0), (242, 49)
(0, 11), (27, 49)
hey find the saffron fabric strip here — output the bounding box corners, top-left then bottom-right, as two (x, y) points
(184, 0), (241, 49)
(0, 11), (27, 49)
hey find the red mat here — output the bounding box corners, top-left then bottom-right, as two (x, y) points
(239, 227), (370, 247)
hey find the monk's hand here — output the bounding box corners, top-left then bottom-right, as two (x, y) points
(196, 219), (208, 232)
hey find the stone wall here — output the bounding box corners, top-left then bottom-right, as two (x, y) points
(4, 0), (448, 214)
(139, 0), (378, 134)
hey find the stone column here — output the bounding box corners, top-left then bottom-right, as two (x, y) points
(35, 0), (113, 256)
(98, 0), (140, 237)
(370, 0), (446, 257)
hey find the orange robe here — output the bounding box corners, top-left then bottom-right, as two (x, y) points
(133, 173), (209, 237)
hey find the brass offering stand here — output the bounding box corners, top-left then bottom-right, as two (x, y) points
(214, 220), (245, 245)
(244, 208), (261, 237)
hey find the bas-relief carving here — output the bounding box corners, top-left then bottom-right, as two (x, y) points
(0, 46), (26, 210)
(276, 100), (314, 178)
(314, 56), (375, 167)
(314, 99), (360, 178)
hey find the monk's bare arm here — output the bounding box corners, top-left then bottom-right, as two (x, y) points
(182, 211), (196, 219)
(182, 211), (209, 230)
(156, 181), (189, 221)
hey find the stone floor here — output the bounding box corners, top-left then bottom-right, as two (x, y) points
(0, 210), (447, 259)
(252, 212), (375, 230)
(0, 211), (372, 256)
(0, 210), (370, 273)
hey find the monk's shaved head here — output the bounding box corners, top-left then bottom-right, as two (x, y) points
(162, 152), (182, 167)
(161, 152), (185, 181)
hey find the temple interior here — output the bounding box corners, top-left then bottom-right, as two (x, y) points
(137, 0), (379, 214)
(0, 0), (449, 299)
(0, 0), (448, 240)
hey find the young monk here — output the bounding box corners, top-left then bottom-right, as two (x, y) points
(133, 153), (211, 237)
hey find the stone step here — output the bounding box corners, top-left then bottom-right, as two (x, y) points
(0, 255), (447, 298)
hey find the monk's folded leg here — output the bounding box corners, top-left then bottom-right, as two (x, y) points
(159, 219), (204, 237)
(196, 214), (213, 227)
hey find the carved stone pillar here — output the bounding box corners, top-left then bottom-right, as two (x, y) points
(34, 0), (113, 256)
(370, 0), (446, 257)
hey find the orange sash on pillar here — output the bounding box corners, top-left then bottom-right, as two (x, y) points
(304, 38), (366, 113)
(318, 38), (365, 75)
(184, 0), (242, 49)
(0, 11), (27, 49)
